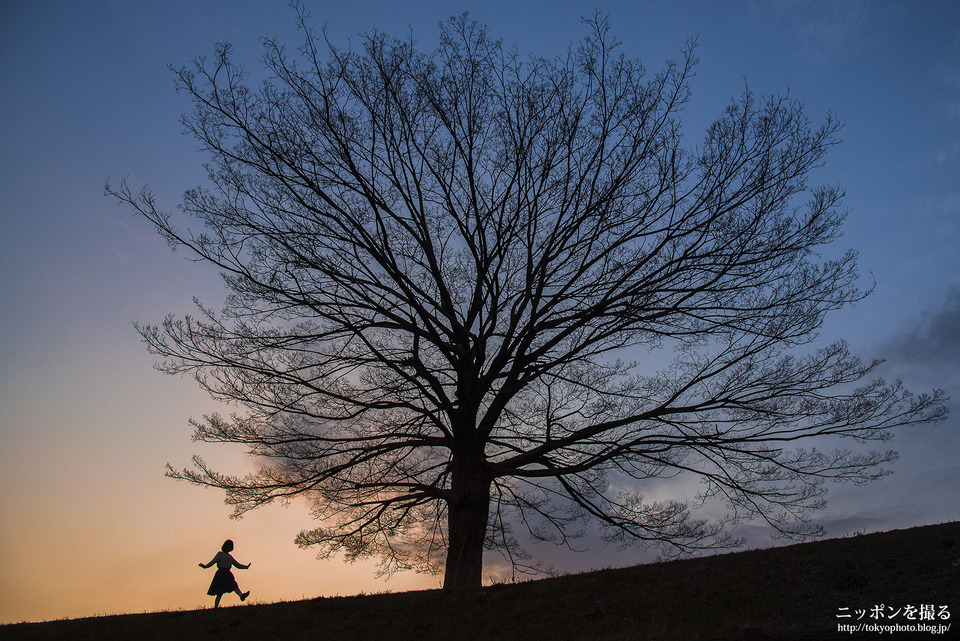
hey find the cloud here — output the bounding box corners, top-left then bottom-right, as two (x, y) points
(882, 285), (960, 374)
(924, 192), (960, 215)
(790, 1), (868, 66)
(938, 32), (960, 121)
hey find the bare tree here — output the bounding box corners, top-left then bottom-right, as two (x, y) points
(109, 11), (946, 589)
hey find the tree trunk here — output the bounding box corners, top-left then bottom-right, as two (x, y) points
(442, 455), (491, 589)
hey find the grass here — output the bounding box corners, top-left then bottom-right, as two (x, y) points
(3, 521), (958, 640)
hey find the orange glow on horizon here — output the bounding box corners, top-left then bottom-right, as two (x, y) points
(0, 496), (439, 624)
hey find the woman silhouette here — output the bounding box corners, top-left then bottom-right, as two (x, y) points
(199, 539), (251, 607)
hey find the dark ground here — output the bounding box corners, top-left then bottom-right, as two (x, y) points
(3, 522), (958, 640)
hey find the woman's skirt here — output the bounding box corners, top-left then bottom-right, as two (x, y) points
(207, 568), (239, 596)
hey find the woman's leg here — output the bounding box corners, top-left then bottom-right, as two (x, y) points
(214, 594), (223, 608)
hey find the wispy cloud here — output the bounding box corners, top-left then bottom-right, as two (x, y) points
(789, 1), (868, 66)
(938, 28), (960, 119)
(879, 286), (960, 390)
(924, 192), (960, 214)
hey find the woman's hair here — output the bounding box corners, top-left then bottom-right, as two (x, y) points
(221, 539), (234, 553)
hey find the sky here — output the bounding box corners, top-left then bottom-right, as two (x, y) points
(1, 0), (958, 625)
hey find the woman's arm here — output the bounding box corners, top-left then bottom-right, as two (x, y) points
(199, 552), (220, 568)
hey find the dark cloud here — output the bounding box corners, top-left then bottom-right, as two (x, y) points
(902, 286), (960, 358)
(877, 286), (960, 390)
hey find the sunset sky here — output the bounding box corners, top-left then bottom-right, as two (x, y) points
(2, 0), (958, 624)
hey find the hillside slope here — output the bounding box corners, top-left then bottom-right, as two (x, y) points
(4, 521), (958, 640)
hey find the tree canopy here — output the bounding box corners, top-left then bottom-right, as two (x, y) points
(109, 10), (946, 588)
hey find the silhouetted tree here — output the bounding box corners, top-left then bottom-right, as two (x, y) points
(109, 10), (946, 589)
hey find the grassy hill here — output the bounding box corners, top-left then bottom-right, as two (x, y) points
(4, 522), (958, 640)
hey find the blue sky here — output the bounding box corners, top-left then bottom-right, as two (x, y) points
(1, 0), (958, 623)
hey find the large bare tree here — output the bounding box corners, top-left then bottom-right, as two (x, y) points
(109, 12), (945, 589)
